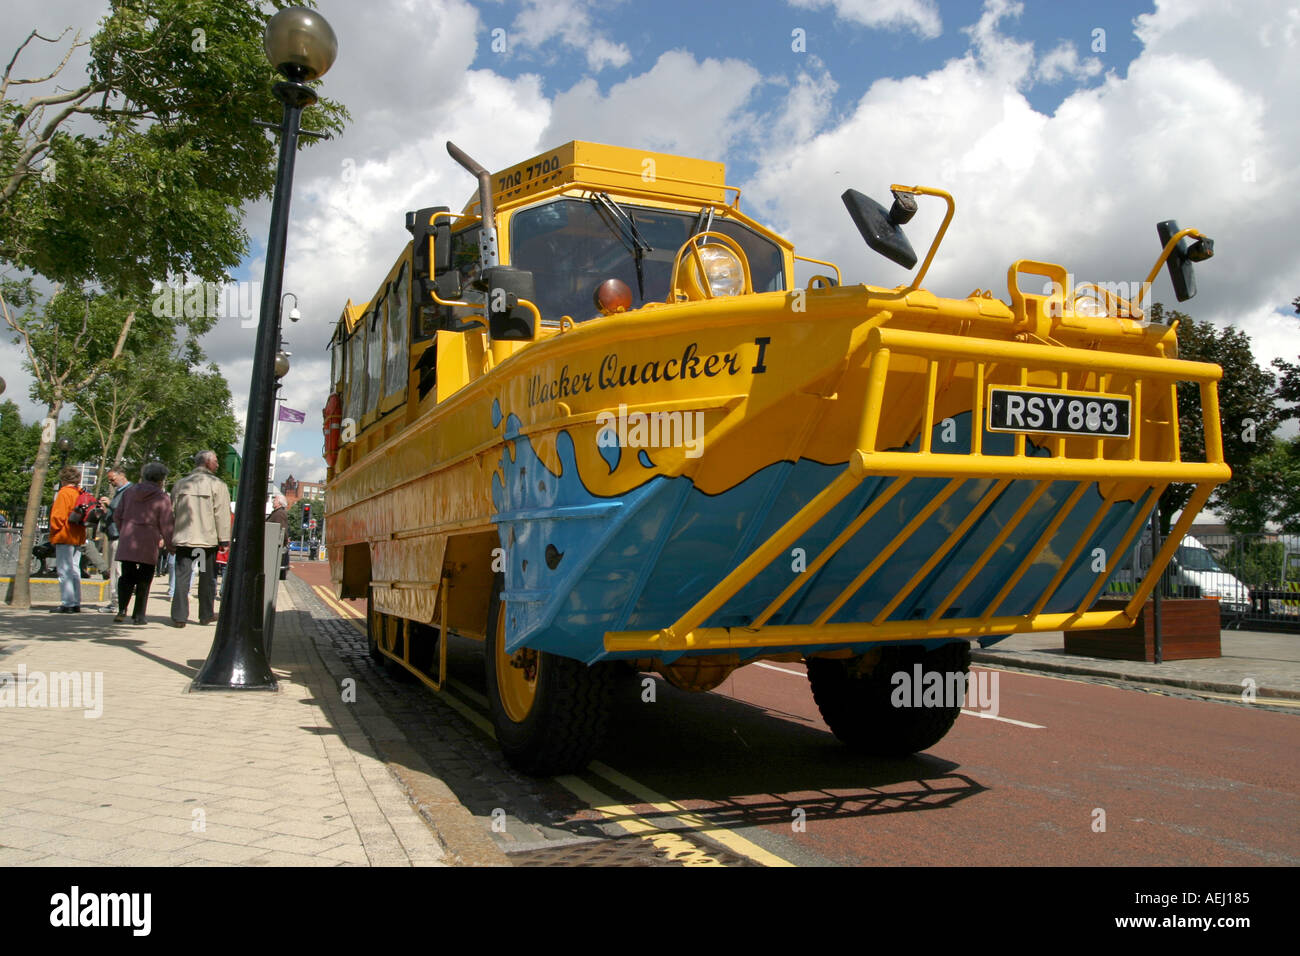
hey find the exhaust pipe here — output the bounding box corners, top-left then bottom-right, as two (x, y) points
(446, 141), (499, 272)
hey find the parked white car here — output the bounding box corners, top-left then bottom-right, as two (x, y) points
(1127, 534), (1250, 618)
(1171, 535), (1251, 617)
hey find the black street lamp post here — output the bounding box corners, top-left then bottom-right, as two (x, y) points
(57, 437), (71, 471)
(193, 7), (337, 691)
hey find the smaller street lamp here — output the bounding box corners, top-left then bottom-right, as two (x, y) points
(57, 437), (72, 470)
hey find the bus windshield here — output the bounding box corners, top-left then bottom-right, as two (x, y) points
(510, 197), (785, 322)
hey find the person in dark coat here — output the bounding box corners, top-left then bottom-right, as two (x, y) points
(112, 462), (174, 624)
(269, 493), (290, 580)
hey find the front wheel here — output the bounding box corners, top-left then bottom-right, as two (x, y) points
(806, 642), (971, 757)
(484, 576), (615, 776)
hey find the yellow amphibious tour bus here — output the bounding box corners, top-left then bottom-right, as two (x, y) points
(324, 140), (1225, 775)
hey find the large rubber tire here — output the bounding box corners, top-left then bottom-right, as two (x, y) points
(807, 642), (971, 757)
(485, 575), (615, 776)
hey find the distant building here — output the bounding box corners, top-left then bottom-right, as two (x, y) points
(281, 475), (325, 507)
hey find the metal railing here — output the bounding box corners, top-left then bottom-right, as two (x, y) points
(1100, 530), (1300, 632)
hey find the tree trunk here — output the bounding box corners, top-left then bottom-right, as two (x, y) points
(8, 399), (60, 607)
(112, 412), (146, 471)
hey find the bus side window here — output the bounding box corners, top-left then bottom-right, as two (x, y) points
(386, 263), (408, 400)
(346, 322), (366, 425)
(366, 301), (384, 417)
(330, 328), (343, 393)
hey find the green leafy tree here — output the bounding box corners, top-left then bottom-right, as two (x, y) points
(1156, 304), (1280, 535)
(1, 285), (140, 605)
(1, 1), (347, 606)
(0, 399), (41, 518)
(129, 364), (240, 483)
(67, 287), (234, 491)
(1271, 295), (1300, 422)
(1, 1), (347, 291)
(1215, 437), (1300, 534)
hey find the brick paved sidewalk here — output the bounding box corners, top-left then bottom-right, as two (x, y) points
(0, 579), (447, 866)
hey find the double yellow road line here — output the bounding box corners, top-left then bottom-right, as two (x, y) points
(309, 584), (793, 867)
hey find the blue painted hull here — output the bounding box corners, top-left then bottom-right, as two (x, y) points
(492, 410), (1149, 664)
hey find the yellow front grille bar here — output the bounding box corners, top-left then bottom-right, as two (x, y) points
(603, 327), (1231, 655)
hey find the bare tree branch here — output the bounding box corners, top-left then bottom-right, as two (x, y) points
(1, 28), (78, 99)
(0, 289), (45, 384)
(1, 87), (98, 204)
(75, 308), (134, 392)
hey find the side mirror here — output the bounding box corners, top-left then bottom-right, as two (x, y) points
(484, 266), (537, 341)
(1156, 219), (1213, 303)
(407, 205), (451, 302)
(433, 217), (452, 274)
(842, 188), (917, 270)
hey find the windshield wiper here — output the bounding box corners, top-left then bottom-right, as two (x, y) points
(590, 192), (652, 299)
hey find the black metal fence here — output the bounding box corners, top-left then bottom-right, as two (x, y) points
(1101, 530), (1300, 632)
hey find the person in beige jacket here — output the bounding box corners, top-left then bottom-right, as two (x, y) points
(169, 450), (232, 627)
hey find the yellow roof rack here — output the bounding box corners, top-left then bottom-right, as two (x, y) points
(466, 141), (732, 213)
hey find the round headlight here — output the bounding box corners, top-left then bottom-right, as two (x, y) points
(696, 245), (744, 297)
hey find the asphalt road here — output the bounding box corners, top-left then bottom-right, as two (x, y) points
(291, 561), (1300, 867)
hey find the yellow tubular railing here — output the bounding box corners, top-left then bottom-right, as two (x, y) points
(871, 477), (1012, 625)
(750, 476), (909, 629)
(929, 481), (1053, 620)
(1074, 485), (1167, 615)
(793, 254), (843, 287)
(813, 478), (965, 627)
(984, 482), (1095, 621)
(606, 324), (1230, 656)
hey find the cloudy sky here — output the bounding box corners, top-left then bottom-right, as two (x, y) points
(2, 0), (1297, 485)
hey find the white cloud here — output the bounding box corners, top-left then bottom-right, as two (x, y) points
(1035, 41), (1103, 84)
(273, 449), (325, 486)
(510, 0), (632, 72)
(541, 50), (762, 159)
(788, 0), (942, 39)
(749, 0), (1300, 378)
(771, 60), (840, 145)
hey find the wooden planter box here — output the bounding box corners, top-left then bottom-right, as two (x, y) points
(1065, 598), (1222, 662)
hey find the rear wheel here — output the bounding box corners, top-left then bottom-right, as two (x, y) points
(484, 575), (615, 776)
(806, 642), (970, 756)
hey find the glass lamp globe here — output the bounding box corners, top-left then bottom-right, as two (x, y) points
(264, 7), (338, 82)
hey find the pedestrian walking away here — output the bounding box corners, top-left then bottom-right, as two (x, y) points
(112, 462), (174, 624)
(48, 466), (87, 613)
(98, 467), (133, 611)
(170, 450), (232, 627)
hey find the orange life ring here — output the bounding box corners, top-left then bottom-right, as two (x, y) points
(322, 392), (343, 468)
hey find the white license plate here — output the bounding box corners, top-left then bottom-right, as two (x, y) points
(987, 388), (1131, 439)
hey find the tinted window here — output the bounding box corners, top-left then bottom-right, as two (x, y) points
(386, 264), (408, 397)
(346, 326), (365, 422)
(511, 198), (785, 321)
(366, 305), (383, 415)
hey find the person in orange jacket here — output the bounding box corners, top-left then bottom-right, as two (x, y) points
(49, 465), (86, 612)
